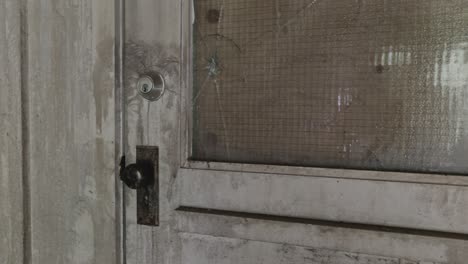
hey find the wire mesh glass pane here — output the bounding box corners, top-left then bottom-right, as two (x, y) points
(192, 0), (468, 174)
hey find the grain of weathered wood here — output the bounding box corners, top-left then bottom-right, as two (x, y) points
(0, 0), (23, 263)
(178, 168), (468, 234)
(25, 0), (116, 263)
(180, 233), (444, 264)
(185, 160), (468, 186)
(124, 0), (182, 263)
(176, 211), (468, 263)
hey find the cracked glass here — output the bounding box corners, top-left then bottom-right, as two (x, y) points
(191, 0), (468, 174)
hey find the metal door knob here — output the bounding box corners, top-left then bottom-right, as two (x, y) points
(119, 156), (151, 189)
(119, 147), (159, 226)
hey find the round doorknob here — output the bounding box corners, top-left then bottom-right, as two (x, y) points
(119, 157), (151, 189)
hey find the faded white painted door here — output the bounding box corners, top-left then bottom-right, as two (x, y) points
(123, 0), (468, 263)
(1, 0), (117, 263)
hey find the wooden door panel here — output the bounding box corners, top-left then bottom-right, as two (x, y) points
(176, 211), (468, 263)
(1, 0), (117, 263)
(178, 168), (468, 234)
(180, 233), (444, 264)
(0, 1), (23, 263)
(25, 1), (117, 263)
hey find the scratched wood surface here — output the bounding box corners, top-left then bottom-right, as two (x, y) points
(123, 0), (468, 264)
(21, 0), (116, 263)
(124, 0), (182, 262)
(0, 0), (23, 263)
(180, 233), (444, 264)
(177, 211), (468, 263)
(178, 168), (468, 234)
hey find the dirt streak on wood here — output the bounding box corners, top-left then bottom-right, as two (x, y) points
(0, 0), (24, 263)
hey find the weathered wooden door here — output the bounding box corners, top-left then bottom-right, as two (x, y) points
(1, 0), (117, 263)
(122, 0), (468, 263)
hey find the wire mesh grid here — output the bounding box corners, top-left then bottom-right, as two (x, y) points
(192, 0), (468, 174)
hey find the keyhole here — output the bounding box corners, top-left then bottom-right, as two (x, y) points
(137, 73), (165, 101)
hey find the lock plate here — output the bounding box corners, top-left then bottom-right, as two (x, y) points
(136, 145), (159, 226)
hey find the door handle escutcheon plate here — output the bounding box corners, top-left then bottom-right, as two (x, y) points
(120, 146), (159, 226)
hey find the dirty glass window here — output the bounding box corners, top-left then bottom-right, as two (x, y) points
(191, 0), (468, 174)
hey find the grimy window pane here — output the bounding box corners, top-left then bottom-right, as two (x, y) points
(192, 0), (468, 174)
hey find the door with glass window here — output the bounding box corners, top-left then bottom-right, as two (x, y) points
(122, 0), (468, 263)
